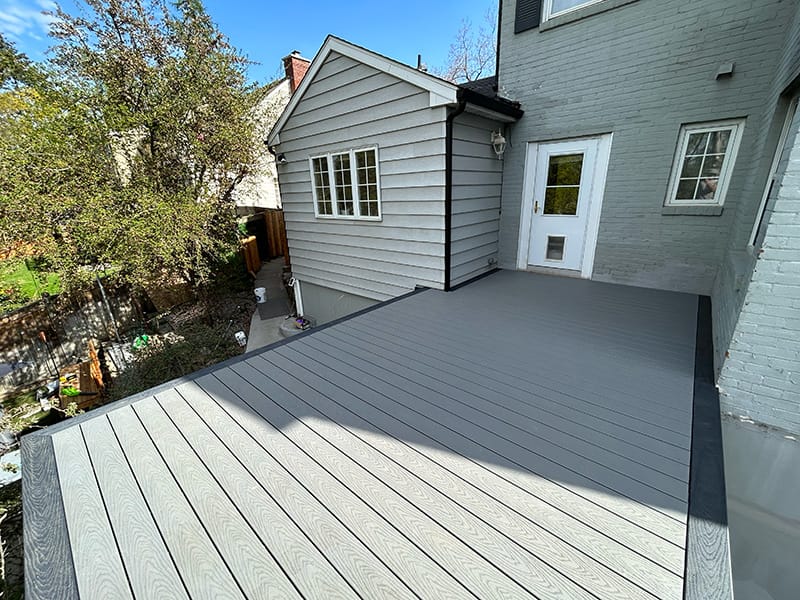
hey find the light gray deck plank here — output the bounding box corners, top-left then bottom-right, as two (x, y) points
(248, 352), (683, 599)
(298, 331), (688, 525)
(51, 427), (133, 599)
(192, 373), (470, 600)
(154, 387), (360, 600)
(106, 405), (246, 600)
(386, 279), (696, 421)
(211, 366), (539, 600)
(132, 396), (302, 600)
(21, 434), (79, 600)
(321, 325), (690, 494)
(232, 358), (608, 599)
(80, 417), (189, 599)
(281, 336), (686, 545)
(171, 381), (419, 600)
(24, 270), (715, 600)
(351, 313), (690, 474)
(370, 304), (694, 435)
(357, 307), (692, 457)
(269, 344), (686, 575)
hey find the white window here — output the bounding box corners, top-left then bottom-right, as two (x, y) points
(665, 120), (744, 207)
(543, 0), (607, 20)
(310, 147), (381, 219)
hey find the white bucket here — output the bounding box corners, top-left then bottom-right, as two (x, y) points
(254, 287), (267, 303)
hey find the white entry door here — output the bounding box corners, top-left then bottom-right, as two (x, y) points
(520, 135), (611, 275)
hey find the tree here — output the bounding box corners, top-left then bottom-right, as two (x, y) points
(437, 6), (498, 83)
(0, 0), (262, 294)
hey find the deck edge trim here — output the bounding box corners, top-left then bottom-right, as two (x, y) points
(683, 295), (733, 600)
(22, 434), (80, 600)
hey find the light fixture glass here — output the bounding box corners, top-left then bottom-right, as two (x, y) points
(491, 131), (507, 159)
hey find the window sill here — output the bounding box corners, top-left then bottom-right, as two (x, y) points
(662, 205), (724, 216)
(540, 0), (638, 31)
(315, 216), (383, 223)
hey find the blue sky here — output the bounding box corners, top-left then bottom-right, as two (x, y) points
(0, 0), (497, 84)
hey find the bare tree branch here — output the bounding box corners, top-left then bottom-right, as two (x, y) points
(436, 5), (498, 83)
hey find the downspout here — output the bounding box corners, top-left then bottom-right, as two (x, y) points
(495, 0), (503, 90)
(444, 95), (467, 291)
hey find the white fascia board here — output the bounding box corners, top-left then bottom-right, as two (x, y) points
(267, 35), (458, 146)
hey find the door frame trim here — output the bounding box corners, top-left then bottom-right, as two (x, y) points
(516, 133), (613, 279)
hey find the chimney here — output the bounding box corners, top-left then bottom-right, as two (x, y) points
(282, 51), (311, 94)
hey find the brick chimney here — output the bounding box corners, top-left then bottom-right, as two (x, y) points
(282, 51), (311, 93)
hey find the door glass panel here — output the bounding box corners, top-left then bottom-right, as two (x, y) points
(547, 154), (583, 185)
(546, 236), (565, 261)
(544, 187), (579, 214)
(544, 153), (582, 215)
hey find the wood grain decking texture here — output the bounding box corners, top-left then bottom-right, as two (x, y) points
(23, 270), (728, 599)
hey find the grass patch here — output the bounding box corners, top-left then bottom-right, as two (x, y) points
(0, 258), (60, 313)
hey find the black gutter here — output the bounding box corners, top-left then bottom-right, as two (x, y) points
(459, 86), (523, 120)
(444, 98), (467, 291)
(495, 0), (503, 91)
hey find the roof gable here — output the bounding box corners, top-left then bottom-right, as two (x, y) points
(268, 36), (458, 146)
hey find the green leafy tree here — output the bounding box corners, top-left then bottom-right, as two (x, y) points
(0, 0), (261, 293)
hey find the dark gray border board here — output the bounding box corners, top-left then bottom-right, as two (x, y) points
(29, 286), (431, 438)
(683, 295), (733, 600)
(22, 435), (80, 600)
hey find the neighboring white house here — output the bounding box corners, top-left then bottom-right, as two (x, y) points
(267, 36), (522, 322)
(234, 52), (310, 214)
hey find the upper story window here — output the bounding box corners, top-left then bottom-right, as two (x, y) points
(544, 0), (606, 20)
(665, 120), (744, 207)
(310, 147), (381, 219)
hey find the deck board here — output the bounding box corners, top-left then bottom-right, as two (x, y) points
(132, 396), (302, 600)
(319, 326), (689, 498)
(80, 417), (188, 599)
(23, 270), (730, 599)
(51, 427), (133, 599)
(107, 405), (246, 599)
(348, 315), (690, 476)
(255, 350), (683, 598)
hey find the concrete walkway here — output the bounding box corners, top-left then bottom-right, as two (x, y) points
(246, 260), (291, 353)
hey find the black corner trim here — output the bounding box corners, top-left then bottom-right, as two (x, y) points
(445, 100), (468, 291)
(683, 295), (733, 600)
(448, 268), (501, 292)
(515, 0), (542, 33)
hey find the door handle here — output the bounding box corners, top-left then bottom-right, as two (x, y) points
(534, 201), (539, 214)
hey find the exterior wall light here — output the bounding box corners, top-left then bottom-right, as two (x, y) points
(276, 153), (288, 164)
(491, 131), (507, 159)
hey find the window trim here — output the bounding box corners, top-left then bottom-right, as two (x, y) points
(309, 146), (382, 221)
(543, 0), (607, 21)
(664, 119), (745, 208)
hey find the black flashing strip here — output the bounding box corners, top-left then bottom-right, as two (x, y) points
(33, 285), (431, 438)
(448, 268), (501, 292)
(683, 295), (733, 600)
(444, 99), (468, 292)
(460, 87), (524, 120)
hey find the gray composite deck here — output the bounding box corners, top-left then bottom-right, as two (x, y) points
(22, 270), (731, 599)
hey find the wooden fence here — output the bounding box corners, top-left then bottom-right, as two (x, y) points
(241, 236), (260, 276)
(264, 209), (289, 265)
